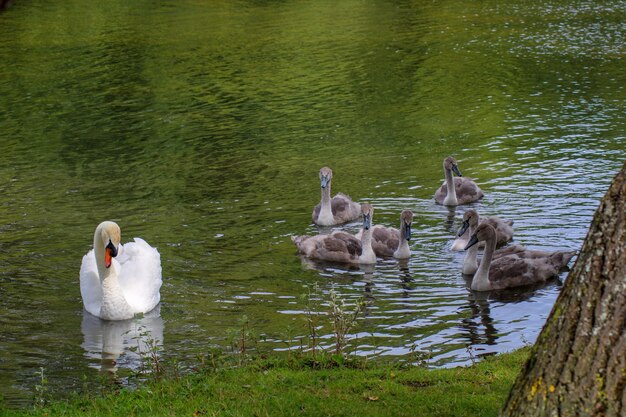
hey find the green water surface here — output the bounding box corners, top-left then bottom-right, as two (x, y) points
(0, 0), (624, 406)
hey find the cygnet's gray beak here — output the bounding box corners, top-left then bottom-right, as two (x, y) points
(362, 213), (371, 230)
(458, 220), (469, 237)
(464, 234), (479, 250)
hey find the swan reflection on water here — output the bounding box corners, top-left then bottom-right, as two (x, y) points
(457, 277), (564, 360)
(81, 305), (164, 374)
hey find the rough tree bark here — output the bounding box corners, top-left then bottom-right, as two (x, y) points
(502, 161), (625, 417)
(0, 0), (13, 12)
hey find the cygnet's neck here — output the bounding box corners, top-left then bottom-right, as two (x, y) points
(358, 227), (377, 264)
(394, 223), (411, 259)
(471, 234), (496, 291)
(462, 220), (479, 275)
(443, 166), (458, 206)
(318, 183), (334, 225)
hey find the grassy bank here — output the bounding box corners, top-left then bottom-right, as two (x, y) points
(2, 348), (529, 417)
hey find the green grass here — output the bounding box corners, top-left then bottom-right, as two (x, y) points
(2, 348), (529, 417)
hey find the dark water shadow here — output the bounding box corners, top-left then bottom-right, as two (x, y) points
(457, 274), (563, 353)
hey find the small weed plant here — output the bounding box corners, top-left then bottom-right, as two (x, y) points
(327, 287), (366, 356)
(128, 325), (164, 379)
(33, 367), (49, 409)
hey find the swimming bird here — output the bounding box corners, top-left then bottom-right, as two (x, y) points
(312, 167), (361, 226)
(461, 240), (560, 276)
(80, 221), (162, 320)
(464, 223), (575, 291)
(434, 157), (484, 206)
(452, 209), (514, 251)
(294, 203), (376, 264)
(356, 209), (413, 259)
(457, 210), (514, 275)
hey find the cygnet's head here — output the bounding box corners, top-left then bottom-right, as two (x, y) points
(361, 203), (374, 230)
(443, 156), (463, 177)
(319, 167), (333, 189)
(465, 223), (496, 250)
(458, 209), (479, 236)
(401, 209), (413, 241)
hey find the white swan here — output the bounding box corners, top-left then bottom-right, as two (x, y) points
(452, 209), (514, 251)
(294, 204), (377, 264)
(356, 209), (413, 259)
(80, 221), (162, 320)
(434, 157), (484, 206)
(464, 223), (575, 291)
(312, 167), (361, 226)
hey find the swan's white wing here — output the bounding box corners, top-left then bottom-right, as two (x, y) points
(117, 238), (162, 314)
(79, 250), (102, 317)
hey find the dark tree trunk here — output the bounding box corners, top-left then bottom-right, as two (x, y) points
(502, 161), (626, 417)
(0, 0), (12, 12)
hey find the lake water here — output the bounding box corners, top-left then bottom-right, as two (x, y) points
(0, 0), (624, 407)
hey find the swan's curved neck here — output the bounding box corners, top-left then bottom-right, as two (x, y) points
(462, 222), (478, 274)
(100, 265), (133, 320)
(94, 231), (133, 320)
(443, 167), (458, 206)
(471, 233), (496, 291)
(318, 183), (334, 224)
(94, 234), (111, 281)
(394, 222), (411, 258)
(359, 228), (377, 264)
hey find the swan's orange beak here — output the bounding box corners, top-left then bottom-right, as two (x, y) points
(105, 240), (118, 268)
(105, 247), (113, 268)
